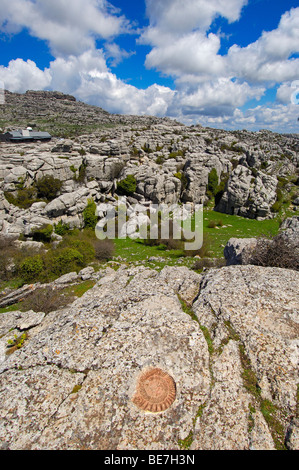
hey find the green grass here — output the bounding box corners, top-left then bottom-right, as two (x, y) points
(61, 280), (96, 298)
(260, 399), (287, 450)
(0, 302), (23, 314)
(0, 208), (296, 315)
(112, 209), (285, 263)
(201, 209), (282, 257)
(113, 237), (191, 270)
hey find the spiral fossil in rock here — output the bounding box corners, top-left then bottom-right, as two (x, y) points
(132, 368), (176, 413)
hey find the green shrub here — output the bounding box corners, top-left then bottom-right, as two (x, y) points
(271, 201), (282, 213)
(31, 224), (53, 243)
(19, 255), (44, 282)
(54, 221), (71, 236)
(4, 187), (37, 209)
(174, 172), (188, 191)
(35, 175), (63, 201)
(67, 239), (95, 265)
(116, 175), (137, 196)
(214, 172), (229, 206)
(207, 169), (219, 197)
(156, 155), (165, 165)
(83, 198), (98, 229)
(77, 163), (87, 183)
(50, 248), (84, 276)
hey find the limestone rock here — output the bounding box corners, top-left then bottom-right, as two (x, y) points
(224, 238), (258, 266)
(216, 166), (277, 219)
(280, 216), (299, 246)
(0, 264), (298, 450)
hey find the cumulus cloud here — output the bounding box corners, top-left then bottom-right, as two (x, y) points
(181, 102), (299, 134)
(276, 82), (298, 104)
(104, 42), (136, 67)
(138, 1), (299, 132)
(233, 103), (299, 132)
(0, 0), (298, 133)
(144, 31), (225, 79)
(0, 58), (51, 92)
(75, 69), (175, 116)
(167, 78), (265, 121)
(140, 0), (248, 80)
(144, 0), (248, 35)
(0, 51), (175, 117)
(142, 2), (299, 86)
(0, 0), (130, 56)
(227, 8), (299, 83)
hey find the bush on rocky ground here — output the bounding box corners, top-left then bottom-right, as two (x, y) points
(0, 238), (19, 281)
(116, 175), (137, 197)
(83, 198), (97, 229)
(0, 228), (116, 286)
(4, 175), (63, 209)
(35, 175), (63, 201)
(31, 224), (53, 243)
(20, 287), (75, 314)
(93, 238), (115, 261)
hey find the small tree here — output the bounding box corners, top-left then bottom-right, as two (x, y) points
(35, 175), (63, 201)
(83, 198), (98, 229)
(18, 255), (44, 282)
(116, 175), (137, 196)
(207, 169), (219, 197)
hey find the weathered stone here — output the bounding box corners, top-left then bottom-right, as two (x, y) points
(0, 264), (297, 450)
(53, 272), (79, 285)
(224, 238), (258, 265)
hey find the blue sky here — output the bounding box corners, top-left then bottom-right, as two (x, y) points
(0, 0), (298, 132)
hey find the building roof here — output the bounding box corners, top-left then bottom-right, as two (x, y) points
(8, 129), (52, 141)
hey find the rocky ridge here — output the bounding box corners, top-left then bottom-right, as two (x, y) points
(0, 91), (298, 243)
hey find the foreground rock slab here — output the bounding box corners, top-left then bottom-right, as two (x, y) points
(0, 265), (298, 450)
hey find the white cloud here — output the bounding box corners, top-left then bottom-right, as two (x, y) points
(227, 8), (299, 83)
(167, 78), (265, 121)
(142, 3), (299, 86)
(75, 68), (175, 116)
(104, 42), (136, 67)
(144, 31), (225, 78)
(0, 0), (130, 56)
(0, 58), (51, 92)
(0, 51), (175, 117)
(0, 0), (298, 133)
(144, 0), (248, 35)
(276, 82), (296, 104)
(141, 0), (248, 80)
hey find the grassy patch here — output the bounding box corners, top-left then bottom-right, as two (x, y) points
(202, 210), (281, 258)
(62, 280), (96, 298)
(178, 431), (194, 450)
(112, 209), (286, 264)
(260, 399), (287, 450)
(0, 303), (23, 314)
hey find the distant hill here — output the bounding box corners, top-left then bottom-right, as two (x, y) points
(0, 90), (170, 138)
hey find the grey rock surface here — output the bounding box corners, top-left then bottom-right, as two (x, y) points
(224, 237), (258, 266)
(0, 264), (298, 450)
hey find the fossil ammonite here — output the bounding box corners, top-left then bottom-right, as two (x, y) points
(132, 368), (176, 413)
